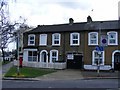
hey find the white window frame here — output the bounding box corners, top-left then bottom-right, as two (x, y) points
(50, 50), (58, 63)
(70, 33), (80, 46)
(28, 34), (35, 46)
(107, 31), (118, 45)
(52, 33), (61, 46)
(92, 50), (105, 65)
(39, 34), (47, 46)
(88, 32), (98, 45)
(28, 50), (38, 62)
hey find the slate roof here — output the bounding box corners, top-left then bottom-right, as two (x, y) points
(27, 20), (120, 33)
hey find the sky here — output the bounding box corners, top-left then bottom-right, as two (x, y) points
(7, 0), (120, 51)
(9, 0), (120, 26)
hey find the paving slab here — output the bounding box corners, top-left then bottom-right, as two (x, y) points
(2, 61), (14, 76)
(35, 69), (84, 81)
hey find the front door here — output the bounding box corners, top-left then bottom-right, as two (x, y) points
(67, 55), (83, 69)
(41, 52), (47, 62)
(114, 52), (120, 71)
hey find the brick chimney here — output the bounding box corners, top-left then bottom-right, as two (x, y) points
(69, 18), (74, 25)
(87, 16), (92, 23)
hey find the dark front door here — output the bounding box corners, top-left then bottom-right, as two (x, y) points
(67, 55), (83, 69)
(114, 52), (120, 71)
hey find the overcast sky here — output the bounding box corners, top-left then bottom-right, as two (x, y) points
(7, 0), (120, 51)
(9, 0), (120, 27)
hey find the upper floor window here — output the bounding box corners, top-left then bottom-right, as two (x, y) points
(50, 50), (58, 63)
(92, 50), (104, 65)
(52, 33), (61, 46)
(70, 33), (80, 46)
(88, 32), (98, 45)
(28, 34), (35, 46)
(107, 31), (118, 45)
(39, 34), (47, 46)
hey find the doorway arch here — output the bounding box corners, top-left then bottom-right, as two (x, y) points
(40, 50), (48, 63)
(112, 50), (120, 70)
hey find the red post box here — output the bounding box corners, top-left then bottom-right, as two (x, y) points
(19, 57), (23, 67)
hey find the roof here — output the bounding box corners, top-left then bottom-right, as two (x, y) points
(27, 20), (120, 33)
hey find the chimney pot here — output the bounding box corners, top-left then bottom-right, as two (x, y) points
(69, 18), (74, 25)
(87, 16), (92, 23)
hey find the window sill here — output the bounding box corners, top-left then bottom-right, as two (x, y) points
(52, 45), (61, 46)
(28, 44), (35, 46)
(92, 64), (104, 66)
(108, 44), (118, 46)
(70, 44), (80, 46)
(39, 45), (47, 46)
(88, 44), (98, 46)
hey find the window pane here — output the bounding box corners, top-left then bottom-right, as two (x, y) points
(30, 36), (34, 40)
(95, 52), (99, 57)
(33, 57), (37, 61)
(91, 40), (96, 44)
(94, 59), (102, 64)
(73, 40), (78, 44)
(109, 33), (115, 39)
(52, 52), (57, 56)
(54, 40), (59, 44)
(30, 41), (34, 44)
(94, 59), (98, 64)
(28, 57), (32, 61)
(28, 51), (32, 56)
(54, 34), (59, 39)
(73, 34), (78, 39)
(52, 58), (56, 62)
(91, 34), (96, 39)
(33, 51), (37, 56)
(110, 40), (115, 43)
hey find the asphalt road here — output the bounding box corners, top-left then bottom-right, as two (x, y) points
(2, 79), (119, 88)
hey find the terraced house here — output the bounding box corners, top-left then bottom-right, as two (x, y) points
(22, 16), (120, 71)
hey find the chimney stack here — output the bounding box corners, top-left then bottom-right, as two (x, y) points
(69, 18), (74, 25)
(87, 16), (92, 23)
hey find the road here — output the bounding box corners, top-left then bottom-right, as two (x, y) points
(2, 79), (119, 88)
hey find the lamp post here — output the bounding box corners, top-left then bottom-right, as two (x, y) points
(16, 31), (20, 75)
(97, 23), (102, 77)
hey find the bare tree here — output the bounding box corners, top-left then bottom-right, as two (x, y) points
(0, 0), (26, 63)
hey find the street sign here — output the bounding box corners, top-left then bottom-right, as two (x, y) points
(100, 35), (108, 46)
(95, 47), (104, 51)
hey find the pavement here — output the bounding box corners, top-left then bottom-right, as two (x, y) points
(2, 61), (14, 76)
(2, 61), (119, 81)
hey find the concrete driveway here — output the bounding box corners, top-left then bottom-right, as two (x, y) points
(35, 69), (84, 81)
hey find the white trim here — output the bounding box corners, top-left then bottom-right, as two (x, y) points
(24, 49), (37, 51)
(39, 34), (47, 46)
(52, 33), (61, 46)
(28, 34), (35, 46)
(88, 32), (98, 45)
(40, 50), (48, 63)
(23, 49), (38, 62)
(50, 50), (58, 63)
(107, 31), (118, 45)
(112, 50), (120, 69)
(92, 50), (105, 65)
(84, 65), (111, 70)
(70, 33), (80, 46)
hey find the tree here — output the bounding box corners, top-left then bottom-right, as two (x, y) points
(0, 0), (26, 63)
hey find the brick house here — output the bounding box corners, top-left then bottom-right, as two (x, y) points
(21, 16), (120, 70)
